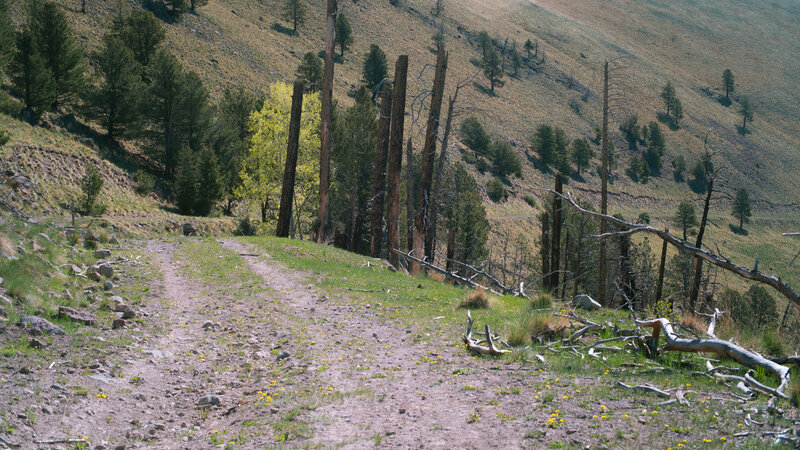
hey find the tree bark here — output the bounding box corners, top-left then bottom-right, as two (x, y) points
(549, 174), (563, 291)
(369, 85), (393, 258)
(541, 211), (550, 290)
(690, 178), (713, 311)
(413, 50), (449, 273)
(427, 89), (459, 266)
(656, 227), (668, 308)
(276, 82), (305, 238)
(446, 227), (455, 273)
(599, 60), (609, 306)
(405, 138), (415, 257)
(386, 55), (408, 268)
(315, 0), (337, 243)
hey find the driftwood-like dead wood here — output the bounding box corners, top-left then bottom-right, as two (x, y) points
(529, 187), (800, 314)
(464, 311), (509, 355)
(434, 250), (515, 295)
(393, 249), (504, 296)
(638, 318), (791, 397)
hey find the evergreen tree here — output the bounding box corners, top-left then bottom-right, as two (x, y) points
(10, 29), (55, 119)
(672, 97), (683, 126)
(523, 39), (533, 59)
(722, 69), (734, 99)
(190, 0), (208, 11)
(672, 155), (686, 178)
(85, 35), (143, 139)
(446, 164), (489, 266)
(647, 121), (665, 155)
(491, 141), (521, 177)
(195, 147), (222, 216)
(731, 188), (752, 230)
(28, 0), (85, 107)
(335, 13), (353, 57)
(739, 96), (754, 133)
(362, 44), (388, 90)
(553, 127), (568, 163)
(282, 0), (306, 33)
(482, 47), (504, 93)
(179, 71), (212, 151)
(165, 0), (188, 14)
(80, 165), (104, 215)
(112, 10), (165, 68)
(477, 31), (492, 58)
(296, 52), (323, 92)
(460, 117), (491, 155)
(532, 124), (555, 165)
(511, 49), (522, 77)
(147, 49), (185, 177)
(629, 155), (649, 182)
(0, 0), (12, 72)
(645, 146), (662, 172)
(660, 81), (676, 116)
(746, 285), (777, 330)
(674, 201), (697, 241)
(175, 147), (197, 215)
(486, 177), (507, 202)
(570, 138), (594, 175)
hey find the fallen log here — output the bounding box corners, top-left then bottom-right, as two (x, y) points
(393, 249), (504, 296)
(463, 311), (509, 356)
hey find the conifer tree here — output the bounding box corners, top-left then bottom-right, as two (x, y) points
(570, 138), (594, 175)
(282, 0), (306, 33)
(532, 124), (555, 165)
(112, 10), (165, 68)
(482, 47), (504, 93)
(660, 81), (676, 116)
(477, 31), (492, 58)
(179, 71), (212, 151)
(731, 188), (752, 230)
(523, 39), (533, 60)
(175, 147), (197, 215)
(674, 201), (697, 241)
(195, 147), (222, 216)
(739, 96), (754, 133)
(491, 141), (521, 177)
(147, 50), (185, 177)
(460, 117), (491, 155)
(296, 52), (323, 92)
(722, 69), (734, 99)
(190, 0), (208, 11)
(85, 35), (143, 139)
(335, 13), (353, 57)
(10, 29), (54, 120)
(0, 0), (12, 72)
(362, 45), (388, 90)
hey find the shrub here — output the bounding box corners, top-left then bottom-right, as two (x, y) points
(80, 165), (104, 216)
(679, 314), (708, 336)
(523, 194), (536, 208)
(486, 178), (507, 202)
(476, 157), (489, 174)
(459, 288), (490, 309)
(460, 117), (491, 156)
(530, 292), (552, 310)
(761, 329), (786, 357)
(491, 141), (522, 177)
(236, 217), (257, 236)
(133, 170), (155, 195)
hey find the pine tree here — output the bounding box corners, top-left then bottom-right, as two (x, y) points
(532, 124), (555, 165)
(674, 201), (697, 241)
(0, 0), (12, 72)
(739, 96), (754, 133)
(147, 50), (185, 177)
(477, 31), (492, 58)
(175, 147), (197, 215)
(482, 47), (504, 93)
(523, 39), (533, 60)
(731, 188), (752, 230)
(112, 10), (165, 68)
(746, 286), (777, 330)
(335, 13), (353, 57)
(85, 35), (143, 139)
(491, 141), (521, 177)
(672, 97), (683, 126)
(661, 82), (676, 115)
(362, 44), (388, 90)
(570, 138), (594, 175)
(190, 0), (208, 11)
(722, 69), (734, 99)
(28, 0), (85, 107)
(647, 122), (665, 155)
(282, 0), (306, 33)
(10, 29), (55, 120)
(195, 147), (222, 216)
(165, 0), (188, 14)
(511, 49), (522, 77)
(296, 52), (323, 92)
(80, 165), (104, 215)
(179, 71), (212, 151)
(460, 117), (491, 155)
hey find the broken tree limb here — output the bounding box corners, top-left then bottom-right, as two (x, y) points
(392, 249), (504, 296)
(434, 250), (515, 295)
(528, 187), (800, 314)
(463, 311), (509, 355)
(638, 318), (791, 396)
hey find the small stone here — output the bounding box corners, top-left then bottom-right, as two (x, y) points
(182, 223), (199, 236)
(63, 289), (74, 300)
(58, 306), (97, 325)
(574, 294), (601, 311)
(399, 408), (406, 414)
(103, 281), (114, 291)
(88, 271), (102, 282)
(132, 392), (146, 401)
(270, 407), (278, 414)
(112, 318), (126, 329)
(70, 264), (84, 275)
(98, 264), (113, 278)
(121, 306), (136, 320)
(197, 394), (221, 407)
(18, 315), (65, 335)
(28, 338), (45, 349)
(276, 350), (290, 361)
(94, 249), (112, 259)
(41, 406), (53, 414)
(201, 321), (216, 330)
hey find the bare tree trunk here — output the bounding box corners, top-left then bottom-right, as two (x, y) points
(315, 0), (337, 243)
(541, 211), (550, 290)
(599, 60), (609, 306)
(427, 89), (459, 266)
(446, 227), (455, 273)
(386, 55), (409, 268)
(690, 178), (714, 311)
(276, 82), (305, 238)
(405, 138), (415, 256)
(501, 233), (509, 286)
(549, 174), (563, 291)
(656, 227), (668, 308)
(413, 50), (449, 274)
(370, 86), (393, 258)
(572, 215), (585, 299)
(561, 228), (570, 300)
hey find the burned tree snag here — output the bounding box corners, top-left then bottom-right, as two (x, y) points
(386, 55), (409, 268)
(446, 227), (456, 273)
(369, 85), (393, 258)
(549, 174), (563, 291)
(690, 176), (714, 311)
(276, 82), (305, 238)
(656, 227), (669, 308)
(414, 50), (449, 272)
(599, 60), (609, 306)
(541, 211), (551, 290)
(406, 138), (415, 258)
(427, 91), (458, 264)
(315, 0), (337, 243)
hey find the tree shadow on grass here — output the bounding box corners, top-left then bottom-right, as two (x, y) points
(657, 112), (680, 131)
(718, 96), (732, 107)
(472, 82), (496, 97)
(736, 125), (751, 136)
(688, 178), (707, 194)
(525, 150), (553, 176)
(271, 23), (296, 36)
(729, 224), (749, 236)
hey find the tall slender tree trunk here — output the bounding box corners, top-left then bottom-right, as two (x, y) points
(572, 215), (585, 299)
(445, 227), (455, 272)
(549, 174), (563, 291)
(599, 60), (609, 306)
(656, 227), (668, 307)
(690, 178), (714, 311)
(541, 211), (550, 290)
(386, 55), (408, 268)
(561, 228), (570, 300)
(405, 138), (415, 256)
(413, 50), (449, 274)
(315, 0), (337, 243)
(276, 82), (305, 238)
(370, 86), (393, 258)
(427, 92), (458, 264)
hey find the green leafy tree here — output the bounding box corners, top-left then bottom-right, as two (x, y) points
(80, 165), (104, 215)
(746, 285), (777, 329)
(486, 177), (507, 202)
(296, 52), (323, 92)
(477, 31), (492, 58)
(660, 81), (676, 116)
(731, 188), (752, 230)
(194, 147), (222, 216)
(362, 44), (388, 90)
(739, 96), (754, 133)
(674, 201), (697, 241)
(147, 50), (185, 177)
(722, 69), (734, 99)
(10, 29), (54, 119)
(482, 47), (504, 93)
(282, 0), (306, 33)
(460, 117), (491, 155)
(174, 147), (197, 215)
(491, 141), (521, 178)
(570, 138), (594, 175)
(335, 13), (353, 57)
(523, 39), (533, 59)
(111, 10), (165, 68)
(29, 0), (85, 107)
(532, 124), (555, 165)
(85, 35), (143, 139)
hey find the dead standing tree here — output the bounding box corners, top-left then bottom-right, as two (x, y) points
(386, 55), (409, 268)
(315, 0), (338, 243)
(369, 85), (393, 258)
(412, 50), (449, 274)
(689, 139), (719, 312)
(276, 82), (305, 238)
